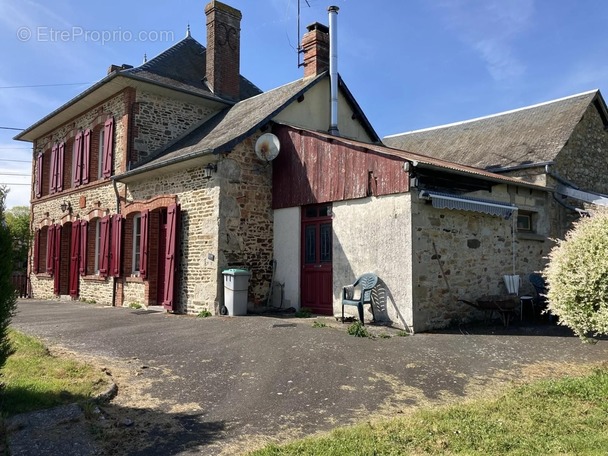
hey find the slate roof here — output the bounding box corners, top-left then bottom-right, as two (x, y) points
(384, 90), (607, 171)
(16, 35), (262, 141)
(122, 35), (262, 102)
(118, 74), (327, 178)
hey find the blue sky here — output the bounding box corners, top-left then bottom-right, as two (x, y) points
(1, 0), (607, 208)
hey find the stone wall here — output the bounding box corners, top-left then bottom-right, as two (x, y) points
(127, 166), (220, 314)
(132, 91), (217, 164)
(30, 90), (131, 304)
(410, 184), (550, 331)
(217, 133), (274, 307)
(332, 193), (413, 330)
(557, 104), (608, 195)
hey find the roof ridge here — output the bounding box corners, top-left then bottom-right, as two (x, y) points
(385, 89), (599, 138)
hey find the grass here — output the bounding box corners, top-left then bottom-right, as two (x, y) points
(346, 321), (370, 338)
(250, 367), (608, 455)
(197, 309), (213, 318)
(312, 321), (327, 328)
(0, 330), (109, 417)
(128, 302), (142, 310)
(294, 308), (313, 318)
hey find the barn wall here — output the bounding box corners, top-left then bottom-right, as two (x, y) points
(272, 125), (409, 209)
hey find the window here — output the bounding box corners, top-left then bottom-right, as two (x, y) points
(94, 219), (101, 274)
(517, 213), (533, 232)
(98, 129), (105, 179)
(49, 142), (65, 194)
(132, 214), (141, 275)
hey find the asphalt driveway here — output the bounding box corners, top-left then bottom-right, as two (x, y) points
(10, 299), (608, 455)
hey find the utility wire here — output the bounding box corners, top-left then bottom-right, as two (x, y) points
(0, 82), (92, 89)
(0, 127), (24, 131)
(0, 173), (30, 177)
(0, 183), (30, 186)
(0, 159), (31, 163)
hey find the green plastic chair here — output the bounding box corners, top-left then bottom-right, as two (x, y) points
(342, 273), (378, 326)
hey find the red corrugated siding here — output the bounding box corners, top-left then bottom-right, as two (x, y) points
(272, 125), (409, 209)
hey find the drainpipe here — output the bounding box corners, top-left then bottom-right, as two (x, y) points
(112, 179), (121, 307)
(328, 6), (340, 136)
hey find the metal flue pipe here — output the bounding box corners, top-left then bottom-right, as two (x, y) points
(328, 6), (340, 136)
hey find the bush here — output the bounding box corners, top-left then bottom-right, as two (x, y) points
(544, 209), (608, 342)
(0, 187), (17, 375)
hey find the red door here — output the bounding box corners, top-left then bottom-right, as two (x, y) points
(301, 205), (333, 315)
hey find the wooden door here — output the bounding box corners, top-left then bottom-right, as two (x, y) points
(301, 205), (333, 315)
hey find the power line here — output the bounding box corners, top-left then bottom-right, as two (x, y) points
(0, 173), (31, 177)
(0, 183), (30, 186)
(0, 159), (31, 163)
(0, 82), (93, 89)
(0, 148), (30, 150)
(0, 127), (24, 131)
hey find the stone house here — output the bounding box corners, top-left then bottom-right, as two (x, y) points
(384, 90), (608, 240)
(17, 1), (378, 315)
(18, 1), (605, 332)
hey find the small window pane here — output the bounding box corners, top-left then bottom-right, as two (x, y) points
(517, 214), (532, 231)
(320, 223), (332, 262)
(305, 225), (316, 264)
(305, 207), (317, 219)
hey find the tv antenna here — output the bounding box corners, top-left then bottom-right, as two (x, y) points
(297, 0), (311, 68)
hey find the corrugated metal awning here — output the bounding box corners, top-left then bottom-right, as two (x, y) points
(555, 184), (608, 207)
(419, 190), (517, 218)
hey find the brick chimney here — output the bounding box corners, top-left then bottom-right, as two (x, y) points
(301, 22), (329, 78)
(205, 1), (242, 101)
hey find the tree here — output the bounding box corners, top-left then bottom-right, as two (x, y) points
(0, 186), (17, 376)
(544, 209), (608, 342)
(5, 205), (30, 272)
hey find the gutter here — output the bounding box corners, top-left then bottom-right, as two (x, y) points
(488, 161), (554, 173)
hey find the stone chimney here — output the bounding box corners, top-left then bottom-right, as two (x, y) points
(301, 22), (329, 78)
(205, 1), (242, 101)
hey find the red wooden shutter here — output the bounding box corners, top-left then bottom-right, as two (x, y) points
(162, 204), (180, 310)
(57, 142), (65, 192)
(46, 225), (55, 274)
(50, 144), (58, 194)
(102, 118), (114, 178)
(99, 216), (110, 277)
(139, 210), (149, 278)
(33, 229), (40, 274)
(53, 224), (62, 294)
(83, 129), (91, 184)
(69, 222), (80, 297)
(110, 214), (123, 277)
(73, 132), (83, 186)
(79, 220), (88, 275)
(35, 154), (43, 198)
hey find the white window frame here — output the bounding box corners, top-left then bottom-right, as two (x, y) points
(132, 214), (141, 275)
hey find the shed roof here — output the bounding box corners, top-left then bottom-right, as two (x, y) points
(384, 90), (608, 171)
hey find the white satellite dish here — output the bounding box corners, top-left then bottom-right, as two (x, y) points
(255, 133), (280, 162)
